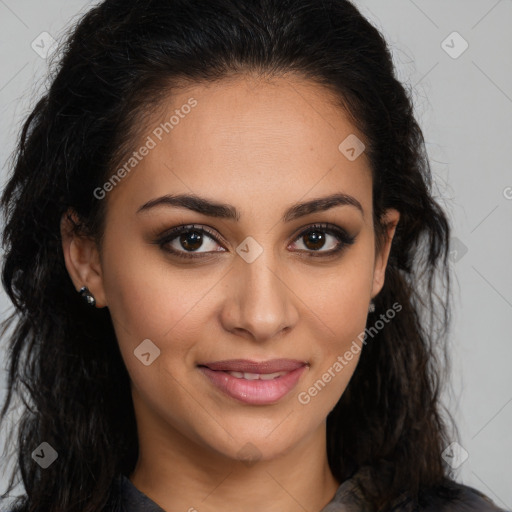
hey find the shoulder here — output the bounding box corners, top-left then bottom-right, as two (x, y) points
(413, 479), (508, 512)
(336, 466), (509, 512)
(331, 466), (509, 512)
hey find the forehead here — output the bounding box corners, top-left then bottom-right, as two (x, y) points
(106, 74), (373, 219)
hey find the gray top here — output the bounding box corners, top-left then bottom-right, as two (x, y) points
(118, 467), (508, 512)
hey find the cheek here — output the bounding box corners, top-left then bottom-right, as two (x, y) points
(296, 244), (374, 405)
(102, 253), (211, 420)
(308, 246), (374, 343)
(99, 230), (211, 382)
(296, 277), (368, 413)
(313, 276), (369, 332)
(101, 222), (215, 338)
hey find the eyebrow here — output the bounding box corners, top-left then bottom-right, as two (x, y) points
(137, 192), (363, 222)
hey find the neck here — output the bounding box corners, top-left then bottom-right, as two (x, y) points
(129, 409), (341, 512)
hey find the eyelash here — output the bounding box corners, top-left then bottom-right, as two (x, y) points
(154, 222), (356, 260)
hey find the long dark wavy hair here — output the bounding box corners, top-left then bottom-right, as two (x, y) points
(0, 1), (455, 511)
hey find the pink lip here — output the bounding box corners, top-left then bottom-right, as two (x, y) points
(198, 359), (308, 405)
(200, 358), (306, 373)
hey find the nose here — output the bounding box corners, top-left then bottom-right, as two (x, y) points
(220, 250), (299, 342)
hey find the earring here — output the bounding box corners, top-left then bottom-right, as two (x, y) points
(368, 300), (375, 313)
(79, 286), (96, 307)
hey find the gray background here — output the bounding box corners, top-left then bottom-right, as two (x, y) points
(0, 0), (511, 509)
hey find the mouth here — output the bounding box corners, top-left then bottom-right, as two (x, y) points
(197, 359), (309, 405)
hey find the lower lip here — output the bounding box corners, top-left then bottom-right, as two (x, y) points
(198, 365), (307, 405)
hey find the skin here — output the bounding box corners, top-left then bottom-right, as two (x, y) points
(61, 74), (399, 512)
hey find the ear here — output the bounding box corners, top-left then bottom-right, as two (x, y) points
(371, 208), (400, 299)
(60, 209), (107, 308)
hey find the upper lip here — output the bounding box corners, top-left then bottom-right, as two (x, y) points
(199, 359), (307, 374)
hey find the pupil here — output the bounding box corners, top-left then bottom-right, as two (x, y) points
(180, 231), (203, 251)
(304, 231), (325, 250)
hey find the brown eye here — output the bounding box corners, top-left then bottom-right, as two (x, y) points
(156, 224), (226, 259)
(301, 230), (327, 251)
(179, 230), (204, 251)
(290, 223), (356, 257)
(155, 222), (355, 261)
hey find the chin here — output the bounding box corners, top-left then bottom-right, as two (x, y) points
(199, 428), (300, 464)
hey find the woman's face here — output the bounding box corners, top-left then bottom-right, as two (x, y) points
(63, 74), (398, 463)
